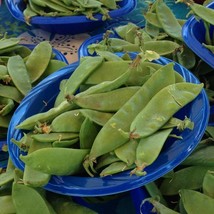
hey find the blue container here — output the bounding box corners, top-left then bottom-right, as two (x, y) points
(7, 54), (209, 197)
(5, 0), (137, 35)
(182, 1), (214, 68)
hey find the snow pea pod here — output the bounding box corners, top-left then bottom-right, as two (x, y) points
(0, 195), (16, 214)
(31, 132), (79, 143)
(0, 37), (20, 51)
(100, 161), (134, 177)
(20, 148), (89, 176)
(50, 110), (85, 133)
(114, 139), (138, 166)
(0, 97), (15, 116)
(23, 139), (52, 187)
(16, 100), (76, 130)
(25, 41), (52, 83)
(79, 117), (99, 149)
(12, 182), (56, 214)
(159, 166), (214, 196)
(130, 82), (203, 139)
(186, 1), (214, 25)
(203, 170), (214, 198)
(7, 55), (32, 96)
(73, 86), (140, 112)
(52, 138), (79, 148)
(131, 128), (173, 176)
(0, 84), (23, 103)
(80, 109), (113, 126)
(179, 189), (214, 214)
(83, 60), (176, 176)
(143, 40), (180, 55)
(156, 0), (183, 41)
(142, 198), (179, 214)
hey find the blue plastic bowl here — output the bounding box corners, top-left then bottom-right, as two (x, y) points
(5, 0), (137, 35)
(0, 44), (68, 151)
(182, 1), (214, 68)
(7, 54), (209, 197)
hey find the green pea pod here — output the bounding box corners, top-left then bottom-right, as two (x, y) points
(50, 110), (85, 133)
(31, 132), (79, 143)
(115, 23), (139, 42)
(100, 161), (134, 177)
(0, 37), (20, 51)
(73, 86), (140, 112)
(0, 97), (15, 116)
(145, 21), (160, 38)
(80, 109), (113, 126)
(79, 117), (99, 149)
(48, 193), (97, 214)
(0, 84), (24, 103)
(131, 128), (173, 176)
(130, 82), (203, 139)
(79, 64), (132, 96)
(187, 1), (214, 25)
(203, 170), (214, 198)
(25, 41), (52, 83)
(16, 100), (76, 130)
(20, 148), (89, 175)
(156, 0), (183, 41)
(84, 60), (131, 84)
(96, 50), (123, 61)
(143, 40), (180, 55)
(142, 198), (179, 214)
(95, 153), (120, 171)
(159, 166), (214, 196)
(35, 59), (68, 85)
(52, 138), (79, 148)
(83, 60), (176, 176)
(23, 139), (52, 187)
(114, 139), (138, 166)
(0, 195), (16, 214)
(182, 145), (214, 166)
(144, 11), (162, 28)
(12, 182), (56, 214)
(60, 56), (104, 103)
(179, 189), (214, 214)
(0, 169), (14, 186)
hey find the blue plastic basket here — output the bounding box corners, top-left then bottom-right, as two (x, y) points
(7, 54), (209, 197)
(5, 0), (137, 35)
(182, 1), (214, 68)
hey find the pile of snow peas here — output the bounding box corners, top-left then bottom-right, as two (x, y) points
(13, 51), (202, 183)
(0, 159), (97, 213)
(140, 125), (214, 213)
(23, 0), (121, 22)
(0, 35), (67, 140)
(87, 0), (214, 103)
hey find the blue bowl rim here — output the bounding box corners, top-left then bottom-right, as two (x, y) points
(7, 55), (210, 197)
(5, 0), (137, 25)
(182, 1), (214, 69)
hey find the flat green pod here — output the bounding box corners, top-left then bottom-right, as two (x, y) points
(180, 189), (214, 214)
(25, 41), (52, 83)
(20, 148), (89, 175)
(12, 182), (56, 214)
